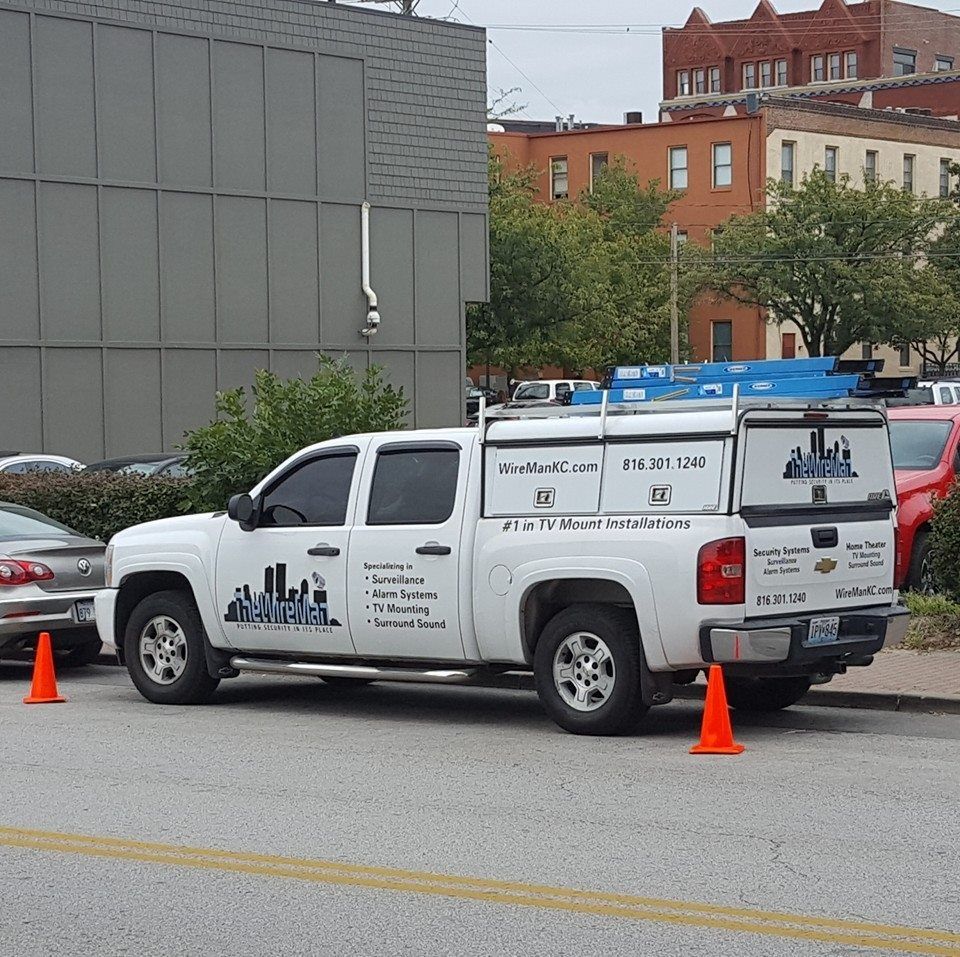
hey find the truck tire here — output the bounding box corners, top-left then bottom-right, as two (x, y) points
(533, 603), (648, 735)
(906, 530), (934, 594)
(124, 590), (219, 705)
(724, 675), (811, 712)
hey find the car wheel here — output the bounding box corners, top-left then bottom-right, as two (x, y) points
(533, 603), (648, 736)
(124, 590), (219, 704)
(907, 530), (935, 594)
(62, 637), (103, 668)
(725, 675), (812, 712)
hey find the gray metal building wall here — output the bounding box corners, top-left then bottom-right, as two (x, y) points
(0, 0), (488, 461)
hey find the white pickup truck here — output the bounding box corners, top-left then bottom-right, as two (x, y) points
(96, 398), (909, 735)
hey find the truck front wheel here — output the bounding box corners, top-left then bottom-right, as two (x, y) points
(124, 590), (220, 705)
(724, 675), (811, 712)
(533, 604), (648, 735)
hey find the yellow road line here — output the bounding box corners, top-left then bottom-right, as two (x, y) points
(0, 827), (957, 955)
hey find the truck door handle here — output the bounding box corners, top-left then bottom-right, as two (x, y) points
(307, 544), (340, 557)
(416, 544), (451, 556)
(811, 527), (838, 549)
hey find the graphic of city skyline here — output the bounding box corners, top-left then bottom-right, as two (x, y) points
(783, 428), (857, 480)
(224, 562), (340, 627)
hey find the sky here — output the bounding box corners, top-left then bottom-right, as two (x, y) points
(395, 0), (960, 124)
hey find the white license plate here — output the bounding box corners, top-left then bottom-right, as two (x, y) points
(807, 616), (840, 645)
(74, 600), (96, 623)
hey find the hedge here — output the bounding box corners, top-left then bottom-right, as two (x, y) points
(931, 478), (960, 602)
(0, 472), (191, 542)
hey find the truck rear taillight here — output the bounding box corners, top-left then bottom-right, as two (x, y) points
(0, 559), (55, 586)
(697, 537), (745, 605)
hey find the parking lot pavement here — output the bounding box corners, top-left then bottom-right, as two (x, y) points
(1, 661), (959, 956)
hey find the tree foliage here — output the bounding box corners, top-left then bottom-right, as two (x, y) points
(708, 170), (955, 356)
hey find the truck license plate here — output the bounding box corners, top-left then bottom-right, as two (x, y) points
(74, 600), (96, 623)
(807, 616), (840, 645)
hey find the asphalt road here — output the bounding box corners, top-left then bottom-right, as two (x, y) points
(2, 661), (959, 957)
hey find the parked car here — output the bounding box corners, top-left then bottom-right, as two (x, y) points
(85, 453), (190, 477)
(918, 380), (960, 405)
(888, 406), (960, 590)
(511, 380), (600, 404)
(0, 502), (105, 666)
(465, 386), (499, 420)
(0, 454), (84, 475)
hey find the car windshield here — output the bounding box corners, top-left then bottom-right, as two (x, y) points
(514, 384), (549, 400)
(889, 420), (953, 470)
(0, 504), (79, 537)
(116, 462), (164, 476)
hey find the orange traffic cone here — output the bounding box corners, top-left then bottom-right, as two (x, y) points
(23, 632), (66, 704)
(690, 665), (743, 755)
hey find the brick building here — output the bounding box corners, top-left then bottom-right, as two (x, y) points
(662, 0), (960, 120)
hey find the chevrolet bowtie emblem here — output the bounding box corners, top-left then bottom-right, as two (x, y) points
(814, 558), (838, 574)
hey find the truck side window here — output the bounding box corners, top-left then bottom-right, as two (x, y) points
(367, 448), (459, 525)
(259, 452), (357, 527)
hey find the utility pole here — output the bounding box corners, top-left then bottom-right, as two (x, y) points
(669, 222), (680, 365)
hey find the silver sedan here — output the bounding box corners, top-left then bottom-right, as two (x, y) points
(0, 503), (105, 666)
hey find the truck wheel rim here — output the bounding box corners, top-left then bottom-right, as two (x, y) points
(920, 553), (936, 594)
(139, 616), (188, 685)
(553, 632), (615, 712)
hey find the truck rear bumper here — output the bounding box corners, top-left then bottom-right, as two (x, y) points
(699, 604), (909, 676)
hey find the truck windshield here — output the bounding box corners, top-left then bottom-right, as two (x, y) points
(888, 420), (953, 470)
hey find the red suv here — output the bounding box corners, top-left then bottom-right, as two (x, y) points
(888, 406), (960, 590)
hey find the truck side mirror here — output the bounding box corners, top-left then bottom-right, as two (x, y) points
(227, 493), (257, 531)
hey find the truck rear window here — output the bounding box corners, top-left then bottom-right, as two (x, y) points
(888, 420), (952, 470)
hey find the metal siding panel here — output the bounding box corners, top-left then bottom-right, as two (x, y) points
(156, 33), (211, 188)
(271, 350), (320, 381)
(34, 16), (96, 177)
(319, 202), (363, 345)
(38, 182), (100, 341)
(0, 180), (40, 339)
(216, 196), (268, 344)
(162, 349), (216, 448)
(212, 41), (265, 192)
(415, 211), (460, 347)
(101, 187), (160, 343)
(43, 348), (103, 461)
(268, 200), (319, 345)
(415, 351), (462, 429)
(317, 55), (364, 201)
(96, 25), (156, 183)
(0, 348), (42, 452)
(104, 348), (162, 455)
(159, 192), (215, 342)
(369, 207), (413, 347)
(219, 349), (269, 392)
(0, 11), (34, 173)
(266, 48), (316, 196)
(460, 212), (488, 303)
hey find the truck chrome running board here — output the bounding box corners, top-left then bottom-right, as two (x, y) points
(229, 657), (478, 684)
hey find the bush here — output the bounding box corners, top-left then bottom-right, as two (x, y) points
(181, 356), (408, 513)
(0, 472), (190, 542)
(901, 591), (960, 650)
(930, 479), (960, 601)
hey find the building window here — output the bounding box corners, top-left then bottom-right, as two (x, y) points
(677, 70), (691, 96)
(824, 146), (838, 182)
(865, 150), (878, 184)
(694, 68), (706, 94)
(781, 141), (795, 186)
(676, 230), (688, 245)
(760, 61), (772, 87)
(899, 343), (911, 367)
(936, 55), (954, 71)
(742, 62), (756, 89)
(812, 54), (825, 82)
(710, 66), (721, 92)
(712, 142), (732, 187)
(893, 48), (916, 76)
(776, 59), (788, 86)
(550, 156), (568, 200)
(589, 152), (608, 191)
(861, 342), (873, 360)
(669, 146), (688, 189)
(903, 154), (915, 193)
(941, 158), (952, 198)
(781, 332), (797, 359)
(829, 53), (842, 80)
(845, 51), (858, 78)
(712, 321), (733, 362)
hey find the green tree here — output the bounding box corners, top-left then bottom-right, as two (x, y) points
(708, 170), (954, 356)
(181, 357), (407, 512)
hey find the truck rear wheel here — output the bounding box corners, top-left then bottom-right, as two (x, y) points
(533, 603), (648, 735)
(124, 590), (219, 705)
(724, 675), (811, 712)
